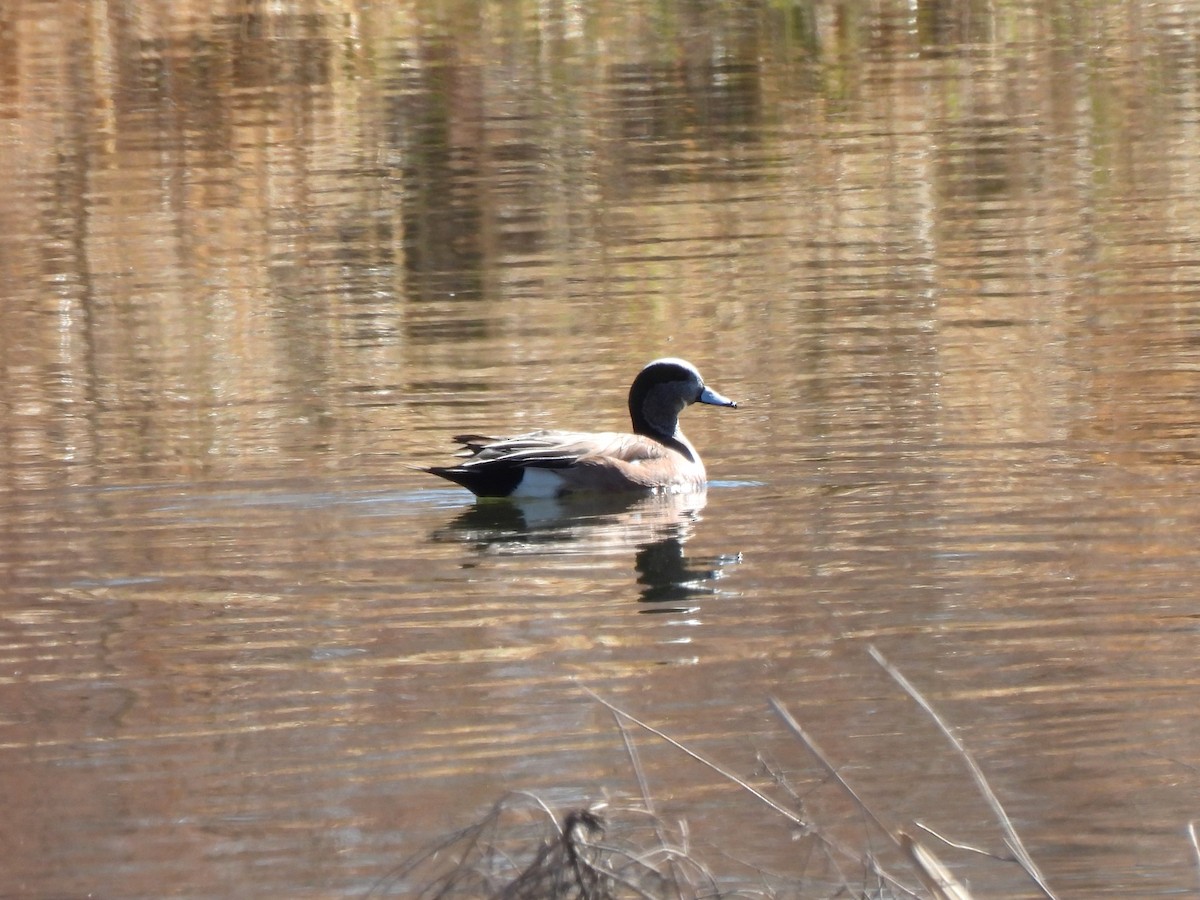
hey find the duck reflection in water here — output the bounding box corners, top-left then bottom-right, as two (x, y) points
(429, 491), (738, 609)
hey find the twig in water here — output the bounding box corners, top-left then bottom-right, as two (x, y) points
(867, 645), (1058, 900)
(583, 686), (804, 827)
(587, 687), (922, 899)
(767, 696), (897, 846)
(767, 696), (926, 900)
(911, 820), (1008, 861)
(1188, 821), (1200, 892)
(898, 830), (975, 900)
(605, 703), (691, 895)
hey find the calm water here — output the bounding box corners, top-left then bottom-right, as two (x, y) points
(3, 1), (1200, 897)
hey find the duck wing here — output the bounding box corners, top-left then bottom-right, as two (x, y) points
(448, 430), (667, 468)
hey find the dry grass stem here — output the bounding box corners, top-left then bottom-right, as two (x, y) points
(592, 689), (923, 899)
(911, 821), (1006, 860)
(867, 645), (1058, 900)
(766, 696), (928, 899)
(583, 687), (804, 828)
(767, 696), (897, 845)
(898, 831), (975, 900)
(1188, 821), (1200, 891)
(606, 706), (689, 895)
(398, 670), (1076, 898)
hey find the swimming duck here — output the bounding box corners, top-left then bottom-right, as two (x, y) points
(423, 358), (737, 498)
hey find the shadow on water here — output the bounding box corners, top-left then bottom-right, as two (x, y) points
(428, 491), (740, 609)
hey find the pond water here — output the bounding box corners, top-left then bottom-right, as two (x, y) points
(3, 1), (1200, 897)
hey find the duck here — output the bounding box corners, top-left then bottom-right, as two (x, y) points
(422, 358), (737, 498)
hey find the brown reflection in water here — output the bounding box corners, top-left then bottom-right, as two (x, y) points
(606, 60), (765, 188)
(2, 1), (1200, 897)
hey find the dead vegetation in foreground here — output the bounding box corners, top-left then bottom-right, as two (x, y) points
(380, 647), (1200, 899)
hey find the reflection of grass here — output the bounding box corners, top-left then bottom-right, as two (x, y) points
(384, 648), (1071, 899)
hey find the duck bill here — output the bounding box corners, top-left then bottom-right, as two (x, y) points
(698, 386), (737, 408)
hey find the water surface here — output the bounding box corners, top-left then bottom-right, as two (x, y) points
(3, 1), (1200, 897)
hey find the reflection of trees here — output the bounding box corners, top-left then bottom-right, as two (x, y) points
(4, 0), (1200, 488)
(605, 60), (764, 190)
(385, 38), (486, 305)
(382, 7), (774, 308)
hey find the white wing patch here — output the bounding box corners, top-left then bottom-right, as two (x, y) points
(510, 467), (569, 498)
